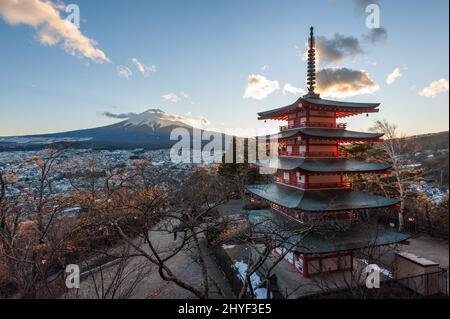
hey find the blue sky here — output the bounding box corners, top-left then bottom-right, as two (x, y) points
(0, 0), (448, 137)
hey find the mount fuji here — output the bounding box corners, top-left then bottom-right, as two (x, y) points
(0, 109), (226, 150)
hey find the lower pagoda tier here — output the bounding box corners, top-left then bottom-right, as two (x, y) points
(255, 157), (392, 173)
(246, 209), (410, 277)
(246, 183), (400, 212)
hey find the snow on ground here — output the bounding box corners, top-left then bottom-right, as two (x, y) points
(222, 244), (236, 250)
(232, 260), (269, 299)
(409, 181), (449, 205)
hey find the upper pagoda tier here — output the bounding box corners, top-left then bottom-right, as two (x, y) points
(258, 96), (380, 121)
(255, 157), (391, 174)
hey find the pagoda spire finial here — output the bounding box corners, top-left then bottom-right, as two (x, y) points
(305, 26), (320, 98)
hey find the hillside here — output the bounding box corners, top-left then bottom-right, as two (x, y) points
(402, 131), (449, 154)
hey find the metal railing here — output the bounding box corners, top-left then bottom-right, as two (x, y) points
(298, 268), (448, 299)
(392, 268), (448, 297)
(275, 178), (352, 190)
(280, 122), (347, 131)
(279, 150), (348, 158)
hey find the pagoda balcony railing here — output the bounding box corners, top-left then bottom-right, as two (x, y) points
(269, 203), (357, 227)
(279, 150), (348, 158)
(307, 181), (352, 189)
(279, 122), (347, 131)
(275, 178), (352, 190)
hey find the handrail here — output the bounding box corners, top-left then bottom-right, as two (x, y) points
(280, 122), (347, 131)
(275, 178), (352, 190)
(279, 150), (348, 158)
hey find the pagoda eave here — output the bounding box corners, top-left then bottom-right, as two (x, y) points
(257, 100), (301, 121)
(301, 97), (380, 111)
(246, 183), (400, 212)
(257, 97), (381, 121)
(273, 128), (384, 142)
(255, 158), (393, 174)
(246, 210), (410, 255)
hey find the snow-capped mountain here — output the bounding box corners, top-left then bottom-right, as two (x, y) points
(0, 109), (224, 150)
(119, 109), (191, 130)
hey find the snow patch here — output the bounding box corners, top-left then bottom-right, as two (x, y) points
(232, 260), (270, 299)
(222, 244), (236, 250)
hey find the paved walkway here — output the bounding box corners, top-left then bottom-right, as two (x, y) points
(398, 235), (449, 269)
(64, 223), (234, 299)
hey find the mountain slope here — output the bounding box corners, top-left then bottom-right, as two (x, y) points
(0, 109), (225, 150)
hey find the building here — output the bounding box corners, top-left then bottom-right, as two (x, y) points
(245, 27), (410, 278)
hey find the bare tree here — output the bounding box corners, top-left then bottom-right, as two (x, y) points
(104, 166), (235, 299)
(0, 148), (79, 298)
(370, 120), (408, 231)
(63, 244), (152, 299)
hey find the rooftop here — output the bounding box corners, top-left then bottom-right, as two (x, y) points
(258, 97), (380, 120)
(246, 209), (410, 254)
(265, 127), (384, 141)
(246, 183), (400, 212)
(255, 157), (392, 173)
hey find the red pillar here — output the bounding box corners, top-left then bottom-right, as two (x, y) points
(303, 255), (309, 277)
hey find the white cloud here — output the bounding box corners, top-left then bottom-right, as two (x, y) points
(303, 33), (364, 65)
(419, 79), (449, 98)
(244, 74), (280, 100)
(0, 0), (110, 63)
(161, 91), (190, 103)
(282, 83), (306, 96)
(386, 67), (403, 85)
(131, 58), (157, 77)
(261, 65), (270, 71)
(316, 67), (380, 98)
(117, 66), (132, 79)
(162, 93), (179, 103)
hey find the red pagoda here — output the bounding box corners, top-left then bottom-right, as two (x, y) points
(246, 27), (409, 278)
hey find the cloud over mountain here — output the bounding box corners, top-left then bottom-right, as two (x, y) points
(102, 109), (211, 128)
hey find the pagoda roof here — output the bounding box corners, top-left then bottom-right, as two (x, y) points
(257, 101), (301, 119)
(255, 158), (392, 173)
(258, 97), (380, 120)
(275, 128), (383, 141)
(246, 210), (410, 254)
(246, 183), (400, 212)
(302, 96), (380, 110)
